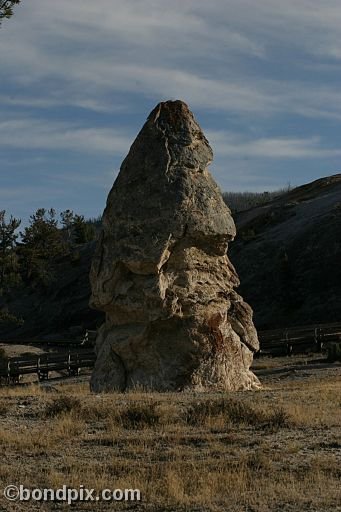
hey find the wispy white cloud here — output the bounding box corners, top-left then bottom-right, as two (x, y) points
(22, 0), (341, 63)
(207, 131), (341, 159)
(47, 168), (117, 190)
(3, 0), (341, 121)
(0, 119), (132, 154)
(194, 0), (341, 61)
(19, 0), (265, 59)
(0, 94), (126, 113)
(70, 64), (276, 114)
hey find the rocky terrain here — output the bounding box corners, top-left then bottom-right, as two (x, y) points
(230, 174), (341, 329)
(90, 100), (259, 392)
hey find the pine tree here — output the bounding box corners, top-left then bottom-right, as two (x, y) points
(60, 210), (95, 244)
(73, 214), (95, 244)
(60, 209), (74, 240)
(0, 210), (21, 293)
(20, 208), (67, 285)
(0, 0), (20, 26)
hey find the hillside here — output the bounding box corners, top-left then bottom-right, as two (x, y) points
(0, 241), (103, 341)
(1, 174), (340, 340)
(229, 174), (341, 329)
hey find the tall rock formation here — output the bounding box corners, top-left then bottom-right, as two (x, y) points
(90, 100), (260, 392)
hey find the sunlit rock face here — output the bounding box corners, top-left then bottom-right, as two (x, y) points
(90, 100), (260, 392)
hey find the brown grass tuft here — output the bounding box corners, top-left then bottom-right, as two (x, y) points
(44, 395), (82, 418)
(184, 397), (291, 430)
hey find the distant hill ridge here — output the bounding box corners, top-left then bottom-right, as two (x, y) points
(230, 173), (341, 329)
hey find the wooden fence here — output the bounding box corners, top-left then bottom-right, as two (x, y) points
(0, 350), (96, 385)
(258, 322), (341, 356)
(0, 323), (340, 385)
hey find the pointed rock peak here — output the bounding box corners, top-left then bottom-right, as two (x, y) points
(148, 100), (197, 138)
(124, 100), (213, 171)
(149, 100), (194, 127)
(148, 99), (191, 120)
(89, 101), (260, 393)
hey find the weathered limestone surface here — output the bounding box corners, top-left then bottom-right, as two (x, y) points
(90, 100), (260, 392)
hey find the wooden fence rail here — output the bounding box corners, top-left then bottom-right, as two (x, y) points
(0, 350), (96, 385)
(258, 322), (341, 356)
(0, 323), (340, 385)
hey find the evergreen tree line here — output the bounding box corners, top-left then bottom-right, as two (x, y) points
(222, 186), (291, 213)
(0, 208), (99, 325)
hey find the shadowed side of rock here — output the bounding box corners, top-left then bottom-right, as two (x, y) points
(89, 100), (260, 392)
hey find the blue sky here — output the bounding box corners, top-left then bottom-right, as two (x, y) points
(1, 0), (341, 224)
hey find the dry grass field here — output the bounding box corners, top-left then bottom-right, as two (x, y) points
(0, 356), (340, 512)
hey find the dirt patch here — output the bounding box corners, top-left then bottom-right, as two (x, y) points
(0, 344), (45, 359)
